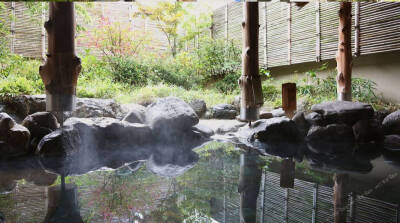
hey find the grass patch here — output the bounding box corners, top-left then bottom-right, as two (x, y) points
(118, 83), (236, 107)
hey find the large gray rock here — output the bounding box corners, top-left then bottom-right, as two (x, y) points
(382, 110), (400, 135)
(306, 124), (355, 155)
(189, 99), (207, 118)
(305, 112), (325, 126)
(211, 104), (237, 119)
(22, 112), (59, 138)
(239, 117), (301, 143)
(233, 95), (241, 110)
(22, 112), (59, 151)
(66, 98), (125, 120)
(353, 119), (384, 143)
(146, 97), (199, 131)
(122, 104), (146, 124)
(0, 95), (128, 121)
(311, 101), (374, 125)
(384, 135), (400, 152)
(0, 112), (15, 136)
(293, 112), (309, 137)
(0, 95), (46, 120)
(38, 117), (152, 156)
(0, 124), (31, 158)
(37, 117), (153, 174)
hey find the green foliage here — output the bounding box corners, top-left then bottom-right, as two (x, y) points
(0, 54), (43, 96)
(0, 2), (9, 57)
(195, 39), (241, 83)
(135, 1), (185, 56)
(120, 83), (235, 107)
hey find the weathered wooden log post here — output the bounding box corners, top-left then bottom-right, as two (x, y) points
(44, 176), (83, 222)
(280, 158), (295, 188)
(239, 151), (262, 223)
(333, 173), (349, 223)
(336, 2), (352, 101)
(239, 2), (264, 122)
(39, 2), (81, 111)
(282, 83), (297, 118)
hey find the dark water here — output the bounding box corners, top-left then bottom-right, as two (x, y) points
(0, 140), (399, 223)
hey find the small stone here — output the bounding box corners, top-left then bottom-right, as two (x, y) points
(122, 104), (146, 124)
(382, 110), (400, 135)
(211, 104), (237, 119)
(271, 108), (285, 117)
(192, 124), (214, 137)
(189, 99), (207, 118)
(260, 111), (273, 119)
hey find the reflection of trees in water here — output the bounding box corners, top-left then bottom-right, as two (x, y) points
(78, 169), (172, 222)
(77, 142), (241, 222)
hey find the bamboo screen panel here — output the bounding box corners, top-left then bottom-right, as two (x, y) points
(291, 2), (316, 64)
(212, 7), (225, 40)
(266, 1), (289, 67)
(359, 2), (400, 55)
(0, 2), (44, 58)
(212, 1), (400, 68)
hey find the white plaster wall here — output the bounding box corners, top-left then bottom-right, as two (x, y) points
(268, 51), (400, 104)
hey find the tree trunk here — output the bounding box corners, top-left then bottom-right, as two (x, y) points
(333, 173), (349, 223)
(336, 2), (352, 101)
(239, 152), (262, 223)
(239, 2), (263, 121)
(39, 2), (81, 111)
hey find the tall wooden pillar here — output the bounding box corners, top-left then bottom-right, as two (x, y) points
(239, 2), (264, 121)
(336, 2), (352, 101)
(39, 2), (81, 111)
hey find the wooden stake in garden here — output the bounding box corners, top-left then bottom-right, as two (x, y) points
(39, 2), (81, 112)
(336, 2), (352, 101)
(239, 2), (264, 123)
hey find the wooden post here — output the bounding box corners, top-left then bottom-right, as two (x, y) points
(312, 183), (318, 223)
(41, 2), (46, 61)
(239, 152), (262, 223)
(315, 1), (321, 62)
(280, 158), (295, 188)
(225, 1), (229, 41)
(333, 173), (349, 223)
(10, 2), (15, 54)
(44, 183), (82, 222)
(336, 2), (352, 101)
(39, 2), (81, 111)
(239, 2), (264, 121)
(282, 83), (296, 118)
(287, 3), (292, 65)
(354, 2), (360, 57)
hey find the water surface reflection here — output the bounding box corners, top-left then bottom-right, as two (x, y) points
(0, 141), (399, 223)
